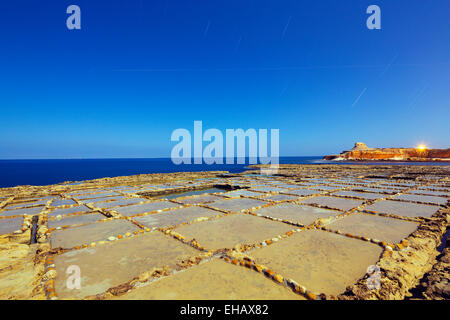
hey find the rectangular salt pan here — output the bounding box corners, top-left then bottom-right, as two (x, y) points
(256, 203), (340, 225)
(263, 194), (299, 202)
(393, 194), (448, 205)
(300, 196), (364, 211)
(282, 189), (321, 197)
(53, 232), (199, 299)
(114, 201), (181, 217)
(249, 186), (287, 193)
(103, 186), (133, 191)
(332, 191), (385, 200)
(364, 200), (440, 218)
(0, 217), (23, 234)
(122, 189), (147, 194)
(222, 189), (265, 198)
(208, 198), (269, 212)
(378, 184), (411, 190)
(0, 206), (43, 217)
(95, 198), (146, 208)
(409, 189), (450, 197)
(271, 183), (304, 189)
(177, 195), (223, 205)
(174, 213), (293, 250)
(328, 213), (419, 243)
(6, 199), (47, 209)
(74, 192), (121, 200)
(66, 189), (103, 196)
(48, 205), (91, 217)
(419, 186), (449, 192)
(84, 196), (125, 204)
(134, 206), (219, 228)
(112, 259), (303, 300)
(49, 219), (140, 249)
(309, 185), (342, 191)
(249, 230), (382, 295)
(51, 199), (77, 207)
(353, 187), (398, 194)
(48, 213), (107, 229)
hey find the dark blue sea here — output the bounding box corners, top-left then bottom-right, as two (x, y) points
(0, 157), (448, 188)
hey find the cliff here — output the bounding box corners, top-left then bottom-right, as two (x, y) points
(324, 142), (450, 162)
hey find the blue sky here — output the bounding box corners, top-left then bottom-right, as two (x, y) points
(0, 0), (449, 159)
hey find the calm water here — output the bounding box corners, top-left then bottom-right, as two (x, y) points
(0, 157), (448, 188)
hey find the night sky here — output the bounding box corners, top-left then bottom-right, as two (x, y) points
(1, 0), (449, 158)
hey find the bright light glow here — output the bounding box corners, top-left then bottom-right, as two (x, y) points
(417, 144), (427, 151)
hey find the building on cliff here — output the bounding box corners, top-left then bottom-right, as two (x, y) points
(323, 142), (450, 162)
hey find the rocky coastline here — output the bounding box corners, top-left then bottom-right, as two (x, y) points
(324, 142), (450, 162)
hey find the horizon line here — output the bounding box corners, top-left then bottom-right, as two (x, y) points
(0, 156), (322, 161)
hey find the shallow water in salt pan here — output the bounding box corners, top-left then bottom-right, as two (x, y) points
(300, 196), (364, 211)
(282, 189), (322, 197)
(271, 183), (304, 189)
(0, 206), (43, 217)
(51, 199), (77, 207)
(84, 196), (124, 204)
(208, 198), (269, 212)
(331, 190), (385, 200)
(133, 206), (219, 228)
(364, 200), (440, 218)
(48, 213), (107, 229)
(50, 219), (140, 249)
(256, 203), (340, 225)
(353, 187), (399, 194)
(249, 230), (382, 295)
(176, 194), (223, 205)
(328, 213), (419, 243)
(114, 201), (181, 216)
(263, 194), (299, 202)
(249, 186), (287, 193)
(393, 193), (448, 205)
(175, 213), (292, 250)
(222, 189), (265, 198)
(309, 185), (341, 191)
(409, 189), (450, 197)
(73, 192), (120, 200)
(47, 205), (91, 217)
(112, 259), (303, 300)
(54, 232), (199, 299)
(6, 199), (47, 209)
(0, 217), (23, 234)
(94, 197), (146, 208)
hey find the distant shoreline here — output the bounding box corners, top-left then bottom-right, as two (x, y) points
(324, 157), (450, 163)
(324, 142), (450, 163)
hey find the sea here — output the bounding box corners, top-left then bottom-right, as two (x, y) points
(0, 157), (449, 188)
